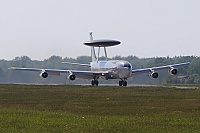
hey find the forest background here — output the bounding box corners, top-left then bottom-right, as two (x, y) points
(0, 55), (199, 85)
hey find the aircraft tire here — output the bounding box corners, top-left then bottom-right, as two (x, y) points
(91, 80), (99, 86)
(123, 81), (127, 86)
(91, 80), (95, 86)
(119, 81), (123, 86)
(95, 80), (99, 86)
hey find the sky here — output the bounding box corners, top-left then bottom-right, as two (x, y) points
(0, 0), (200, 60)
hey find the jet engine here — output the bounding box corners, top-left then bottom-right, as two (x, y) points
(40, 72), (48, 78)
(68, 74), (76, 80)
(169, 68), (178, 75)
(149, 72), (159, 78)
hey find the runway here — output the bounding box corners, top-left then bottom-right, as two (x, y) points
(98, 84), (199, 89)
(6, 83), (199, 90)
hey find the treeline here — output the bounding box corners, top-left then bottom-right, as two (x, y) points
(0, 55), (199, 84)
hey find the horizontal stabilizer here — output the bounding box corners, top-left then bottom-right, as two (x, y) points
(62, 62), (91, 67)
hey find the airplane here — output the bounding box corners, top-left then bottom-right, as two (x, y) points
(9, 32), (190, 86)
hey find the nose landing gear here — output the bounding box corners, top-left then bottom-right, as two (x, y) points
(119, 80), (127, 86)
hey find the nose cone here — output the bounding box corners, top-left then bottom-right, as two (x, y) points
(117, 61), (132, 78)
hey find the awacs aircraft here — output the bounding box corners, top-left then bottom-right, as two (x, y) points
(9, 32), (190, 86)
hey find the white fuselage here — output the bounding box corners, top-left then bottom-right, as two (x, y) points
(90, 60), (132, 79)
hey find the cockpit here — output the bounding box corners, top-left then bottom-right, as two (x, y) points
(116, 61), (132, 70)
(124, 63), (132, 69)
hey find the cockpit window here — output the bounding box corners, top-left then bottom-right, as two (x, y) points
(124, 63), (131, 69)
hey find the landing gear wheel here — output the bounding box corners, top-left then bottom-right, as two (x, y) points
(91, 80), (95, 86)
(91, 80), (99, 86)
(119, 80), (127, 86)
(123, 81), (127, 86)
(119, 81), (123, 86)
(95, 80), (99, 86)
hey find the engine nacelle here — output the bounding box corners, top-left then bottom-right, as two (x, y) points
(169, 68), (178, 75)
(68, 74), (76, 80)
(149, 72), (159, 78)
(40, 72), (48, 78)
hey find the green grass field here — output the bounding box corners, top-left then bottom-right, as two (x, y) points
(0, 84), (200, 133)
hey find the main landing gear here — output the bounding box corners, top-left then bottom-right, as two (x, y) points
(119, 80), (127, 86)
(91, 80), (99, 86)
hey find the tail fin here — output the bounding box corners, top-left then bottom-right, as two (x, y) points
(90, 32), (97, 62)
(89, 32), (93, 40)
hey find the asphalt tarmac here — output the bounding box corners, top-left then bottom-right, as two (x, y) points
(9, 83), (199, 89)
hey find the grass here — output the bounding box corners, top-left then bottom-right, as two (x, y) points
(0, 84), (200, 133)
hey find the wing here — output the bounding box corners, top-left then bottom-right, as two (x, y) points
(9, 67), (69, 74)
(131, 62), (190, 77)
(9, 67), (109, 79)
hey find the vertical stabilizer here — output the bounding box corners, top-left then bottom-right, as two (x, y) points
(89, 32), (93, 40)
(90, 32), (97, 62)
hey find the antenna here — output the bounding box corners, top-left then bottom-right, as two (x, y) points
(84, 32), (121, 62)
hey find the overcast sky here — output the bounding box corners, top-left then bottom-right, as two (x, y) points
(0, 0), (200, 60)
